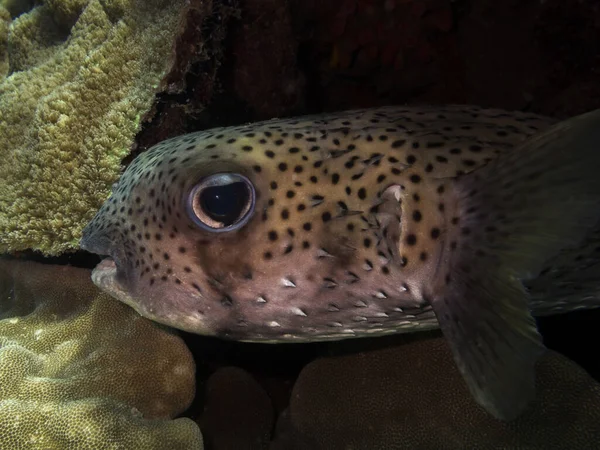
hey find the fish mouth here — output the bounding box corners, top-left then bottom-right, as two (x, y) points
(80, 229), (128, 285)
(89, 255), (155, 324)
(89, 254), (213, 335)
(82, 235), (136, 311)
(81, 232), (214, 335)
(90, 256), (128, 300)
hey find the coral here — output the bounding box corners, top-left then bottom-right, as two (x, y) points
(199, 367), (274, 449)
(0, 0), (191, 255)
(0, 6), (8, 79)
(272, 333), (600, 449)
(0, 259), (202, 449)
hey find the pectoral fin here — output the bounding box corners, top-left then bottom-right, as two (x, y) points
(430, 269), (544, 421)
(429, 108), (600, 420)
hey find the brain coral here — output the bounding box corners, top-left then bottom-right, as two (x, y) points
(0, 0), (190, 255)
(272, 333), (600, 449)
(0, 258), (202, 449)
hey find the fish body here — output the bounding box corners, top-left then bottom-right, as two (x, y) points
(81, 104), (600, 420)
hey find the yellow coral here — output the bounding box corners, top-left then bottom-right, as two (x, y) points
(0, 6), (8, 79)
(0, 0), (188, 255)
(0, 259), (203, 449)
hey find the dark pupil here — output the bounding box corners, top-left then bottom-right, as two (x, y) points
(199, 182), (249, 226)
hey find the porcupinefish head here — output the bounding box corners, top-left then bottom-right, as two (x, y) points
(81, 105), (600, 421)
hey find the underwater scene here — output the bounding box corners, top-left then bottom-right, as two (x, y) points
(1, 0), (600, 448)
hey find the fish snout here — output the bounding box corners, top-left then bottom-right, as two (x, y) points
(79, 227), (110, 255)
(80, 223), (127, 270)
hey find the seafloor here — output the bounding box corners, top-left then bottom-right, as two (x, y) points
(5, 0), (600, 448)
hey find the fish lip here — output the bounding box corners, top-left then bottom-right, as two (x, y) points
(81, 228), (139, 311)
(90, 256), (119, 291)
(94, 256), (117, 272)
(81, 231), (130, 296)
(90, 256), (134, 308)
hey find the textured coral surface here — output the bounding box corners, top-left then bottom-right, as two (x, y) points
(269, 334), (600, 449)
(0, 0), (188, 255)
(0, 259), (202, 449)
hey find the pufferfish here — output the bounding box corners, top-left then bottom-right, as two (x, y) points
(80, 104), (600, 421)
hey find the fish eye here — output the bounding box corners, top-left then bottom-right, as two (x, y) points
(187, 173), (255, 232)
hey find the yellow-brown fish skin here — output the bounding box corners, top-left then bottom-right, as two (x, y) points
(81, 104), (600, 421)
(81, 105), (553, 339)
